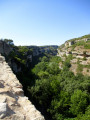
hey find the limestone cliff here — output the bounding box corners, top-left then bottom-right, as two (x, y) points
(0, 55), (45, 120)
(57, 34), (90, 76)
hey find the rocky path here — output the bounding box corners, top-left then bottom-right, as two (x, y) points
(0, 55), (45, 120)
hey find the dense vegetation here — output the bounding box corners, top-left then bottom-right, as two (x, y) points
(26, 55), (90, 120)
(71, 40), (90, 49)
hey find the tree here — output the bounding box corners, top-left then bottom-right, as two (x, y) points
(49, 91), (70, 120)
(76, 105), (90, 120)
(29, 78), (53, 108)
(32, 61), (48, 75)
(70, 90), (88, 116)
(46, 62), (60, 75)
(4, 39), (14, 45)
(37, 71), (49, 79)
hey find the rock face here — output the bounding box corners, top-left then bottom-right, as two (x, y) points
(0, 40), (12, 55)
(57, 37), (90, 76)
(0, 55), (45, 120)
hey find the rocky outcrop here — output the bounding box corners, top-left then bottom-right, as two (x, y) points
(0, 40), (12, 55)
(57, 36), (90, 76)
(0, 55), (45, 120)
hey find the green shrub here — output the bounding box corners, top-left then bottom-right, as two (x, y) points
(77, 64), (83, 73)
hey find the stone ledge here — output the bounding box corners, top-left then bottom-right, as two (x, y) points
(0, 55), (45, 120)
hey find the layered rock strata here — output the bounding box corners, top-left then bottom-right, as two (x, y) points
(0, 55), (45, 120)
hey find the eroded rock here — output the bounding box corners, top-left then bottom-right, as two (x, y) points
(0, 55), (45, 120)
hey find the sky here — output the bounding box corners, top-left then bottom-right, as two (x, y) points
(0, 0), (90, 46)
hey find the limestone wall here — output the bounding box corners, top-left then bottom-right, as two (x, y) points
(0, 55), (45, 120)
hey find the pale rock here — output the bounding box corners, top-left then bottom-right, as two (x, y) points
(0, 103), (7, 119)
(0, 55), (45, 120)
(0, 96), (7, 103)
(13, 87), (23, 95)
(12, 114), (25, 120)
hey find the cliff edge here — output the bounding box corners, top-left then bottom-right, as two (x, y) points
(0, 54), (45, 120)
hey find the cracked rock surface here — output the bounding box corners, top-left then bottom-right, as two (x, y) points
(0, 55), (45, 120)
